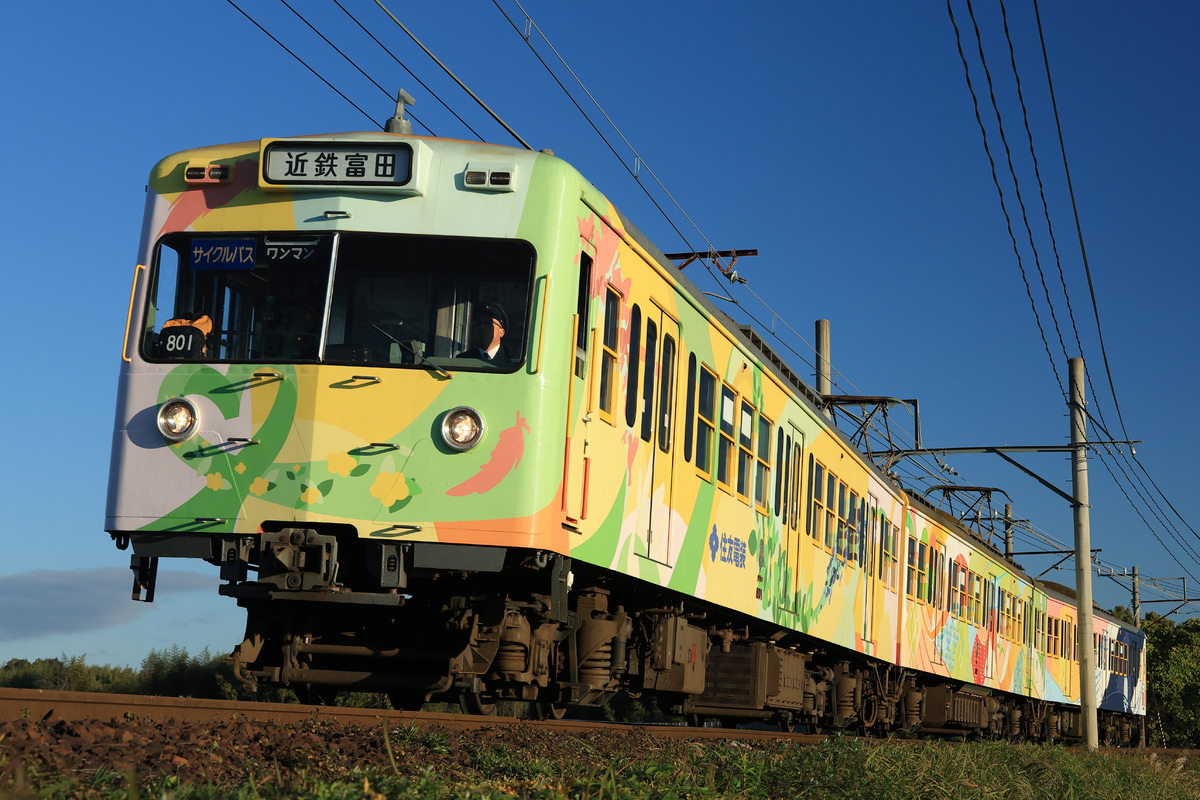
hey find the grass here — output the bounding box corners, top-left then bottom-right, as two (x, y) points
(3, 727), (1199, 800)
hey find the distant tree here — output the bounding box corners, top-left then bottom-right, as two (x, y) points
(1142, 612), (1200, 747)
(1107, 605), (1137, 626)
(0, 656), (139, 694)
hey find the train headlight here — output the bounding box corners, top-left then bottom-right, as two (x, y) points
(157, 398), (199, 441)
(441, 406), (484, 451)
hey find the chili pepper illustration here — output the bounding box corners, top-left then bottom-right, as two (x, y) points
(446, 411), (530, 496)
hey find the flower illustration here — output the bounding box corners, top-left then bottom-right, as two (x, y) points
(234, 462), (247, 475)
(327, 451), (358, 477)
(249, 477), (270, 496)
(370, 472), (410, 507)
(205, 472), (224, 491)
(301, 486), (323, 504)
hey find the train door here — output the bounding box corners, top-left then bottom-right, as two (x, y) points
(563, 252), (594, 523)
(643, 304), (679, 564)
(863, 494), (881, 653)
(772, 423), (805, 616)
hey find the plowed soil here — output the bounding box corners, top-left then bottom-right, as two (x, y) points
(0, 714), (632, 789)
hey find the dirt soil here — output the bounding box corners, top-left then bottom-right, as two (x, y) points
(0, 714), (642, 790)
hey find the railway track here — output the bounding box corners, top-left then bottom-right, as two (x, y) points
(0, 688), (809, 742)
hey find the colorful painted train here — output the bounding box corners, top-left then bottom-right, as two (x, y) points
(106, 107), (1145, 741)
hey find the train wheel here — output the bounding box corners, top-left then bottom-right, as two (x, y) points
(459, 691), (498, 716)
(533, 701), (569, 720)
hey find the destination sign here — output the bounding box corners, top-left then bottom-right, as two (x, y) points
(263, 141), (413, 187)
(190, 238), (256, 270)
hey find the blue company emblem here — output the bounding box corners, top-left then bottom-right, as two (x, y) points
(708, 524), (748, 569)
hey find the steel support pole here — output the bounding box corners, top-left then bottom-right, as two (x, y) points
(1070, 357), (1098, 750)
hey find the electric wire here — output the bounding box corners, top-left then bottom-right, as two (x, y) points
(492, 0), (741, 297)
(948, 0), (1064, 401)
(373, 0), (533, 150)
(1030, 0), (1200, 557)
(225, 0), (380, 129)
(331, 0), (487, 140)
(279, 0), (406, 117)
(952, 0), (1200, 590)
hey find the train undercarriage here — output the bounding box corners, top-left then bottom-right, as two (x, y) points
(214, 527), (1140, 744)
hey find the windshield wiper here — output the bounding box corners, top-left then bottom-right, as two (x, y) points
(371, 325), (452, 379)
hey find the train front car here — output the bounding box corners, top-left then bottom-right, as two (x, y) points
(107, 132), (587, 710)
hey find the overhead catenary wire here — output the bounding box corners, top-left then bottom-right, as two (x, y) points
(373, 0), (533, 150)
(947, 0), (1200, 589)
(224, 0), (381, 129)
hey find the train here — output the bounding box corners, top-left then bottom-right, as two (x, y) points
(105, 100), (1145, 742)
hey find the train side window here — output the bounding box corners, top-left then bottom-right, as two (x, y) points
(574, 253), (592, 378)
(807, 457), (826, 540)
(695, 364), (716, 478)
(657, 333), (676, 453)
(824, 472), (838, 551)
(782, 435), (795, 525)
(598, 286), (621, 419)
(716, 384), (736, 488)
(932, 548), (943, 607)
(684, 354), (697, 462)
(905, 536), (918, 599)
(736, 401), (754, 501)
(640, 318), (657, 442)
(789, 441), (802, 531)
(781, 434), (792, 520)
(755, 415), (772, 512)
(625, 305), (642, 428)
(949, 562), (960, 616)
(880, 517), (898, 590)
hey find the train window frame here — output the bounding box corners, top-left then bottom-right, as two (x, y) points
(880, 515), (899, 590)
(597, 285), (622, 421)
(143, 231), (535, 370)
(573, 252), (592, 379)
(949, 561), (961, 617)
(716, 383), (737, 490)
(684, 354), (697, 463)
(904, 536), (917, 600)
(625, 304), (642, 428)
(754, 414), (772, 512)
(789, 440), (802, 531)
(807, 457), (826, 542)
(736, 400), (754, 501)
(657, 332), (676, 454)
(639, 317), (658, 443)
(694, 364), (717, 480)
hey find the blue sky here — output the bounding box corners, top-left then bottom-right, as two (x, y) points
(2, 1), (1197, 669)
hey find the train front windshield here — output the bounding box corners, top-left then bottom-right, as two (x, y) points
(142, 232), (534, 370)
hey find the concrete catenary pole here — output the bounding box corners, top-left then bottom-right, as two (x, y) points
(1070, 357), (1098, 750)
(816, 319), (832, 418)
